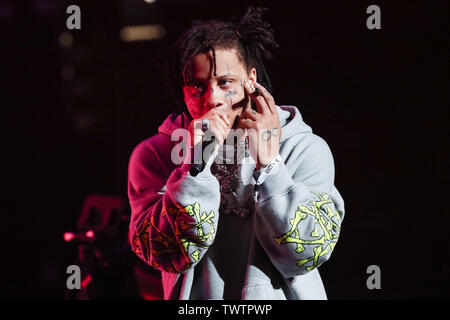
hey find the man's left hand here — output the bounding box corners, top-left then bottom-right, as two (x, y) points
(238, 81), (282, 170)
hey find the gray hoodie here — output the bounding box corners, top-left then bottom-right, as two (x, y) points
(128, 105), (345, 300)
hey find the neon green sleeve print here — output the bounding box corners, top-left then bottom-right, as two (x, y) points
(132, 202), (216, 273)
(274, 192), (341, 272)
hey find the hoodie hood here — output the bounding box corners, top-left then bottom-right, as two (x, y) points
(276, 105), (312, 140)
(158, 112), (191, 137)
(158, 105), (312, 142)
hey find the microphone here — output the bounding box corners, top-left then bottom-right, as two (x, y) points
(189, 134), (217, 176)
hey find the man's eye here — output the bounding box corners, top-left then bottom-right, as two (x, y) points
(191, 83), (205, 94)
(219, 79), (232, 86)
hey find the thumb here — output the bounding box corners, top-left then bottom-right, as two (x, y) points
(189, 119), (204, 146)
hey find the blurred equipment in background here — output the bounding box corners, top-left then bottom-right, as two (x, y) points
(64, 194), (163, 299)
(58, 0), (170, 300)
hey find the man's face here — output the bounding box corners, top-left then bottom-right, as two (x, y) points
(183, 48), (256, 127)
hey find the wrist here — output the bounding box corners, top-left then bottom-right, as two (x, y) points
(255, 164), (265, 171)
(256, 153), (280, 171)
(253, 154), (283, 186)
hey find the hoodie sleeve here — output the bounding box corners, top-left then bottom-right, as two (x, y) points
(253, 134), (345, 278)
(128, 136), (220, 274)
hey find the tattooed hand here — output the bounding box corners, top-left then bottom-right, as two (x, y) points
(188, 108), (233, 147)
(238, 81), (282, 170)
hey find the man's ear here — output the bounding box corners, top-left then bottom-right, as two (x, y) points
(249, 68), (257, 84)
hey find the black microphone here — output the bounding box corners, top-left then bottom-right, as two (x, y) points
(189, 134), (216, 176)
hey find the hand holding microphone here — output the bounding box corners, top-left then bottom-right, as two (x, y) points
(188, 109), (232, 176)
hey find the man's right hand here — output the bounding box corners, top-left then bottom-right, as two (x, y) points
(188, 109), (232, 147)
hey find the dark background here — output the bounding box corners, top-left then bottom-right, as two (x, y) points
(1, 0), (448, 299)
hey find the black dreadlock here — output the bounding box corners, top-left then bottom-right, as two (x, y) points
(165, 7), (279, 127)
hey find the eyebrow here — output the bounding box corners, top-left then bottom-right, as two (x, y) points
(216, 73), (239, 78)
(191, 73), (239, 82)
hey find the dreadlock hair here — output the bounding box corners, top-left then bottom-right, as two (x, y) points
(165, 7), (279, 127)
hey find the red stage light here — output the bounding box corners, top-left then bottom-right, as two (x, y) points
(81, 274), (92, 289)
(64, 232), (74, 242)
(85, 230), (94, 238)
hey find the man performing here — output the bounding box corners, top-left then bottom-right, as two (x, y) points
(128, 7), (345, 300)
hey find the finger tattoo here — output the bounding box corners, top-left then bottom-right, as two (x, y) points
(261, 130), (272, 141)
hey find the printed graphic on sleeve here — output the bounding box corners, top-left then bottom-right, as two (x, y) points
(274, 192), (341, 271)
(132, 202), (216, 273)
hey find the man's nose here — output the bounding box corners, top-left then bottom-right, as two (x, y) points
(204, 86), (224, 109)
